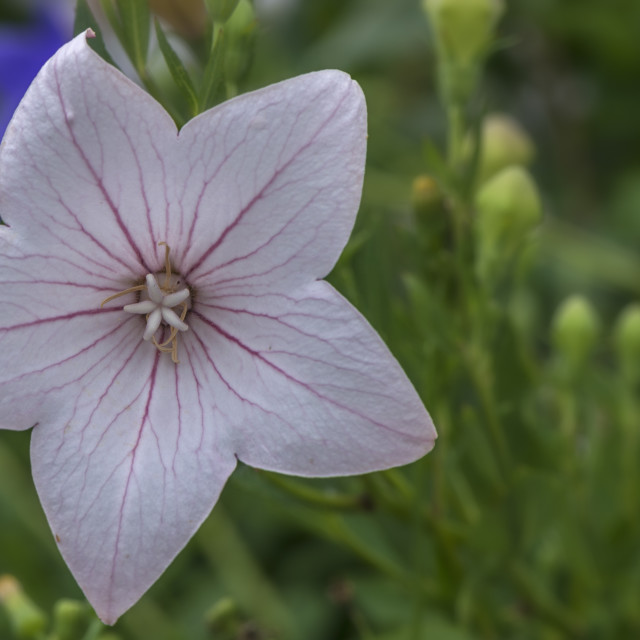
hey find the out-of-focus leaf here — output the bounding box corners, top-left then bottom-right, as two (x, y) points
(74, 0), (116, 65)
(154, 19), (198, 117)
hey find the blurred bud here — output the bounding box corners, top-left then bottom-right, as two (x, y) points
(205, 0), (242, 23)
(470, 114), (535, 184)
(552, 295), (601, 368)
(613, 303), (640, 382)
(423, 0), (503, 64)
(412, 174), (443, 216)
(149, 0), (209, 38)
(205, 597), (240, 634)
(0, 576), (47, 639)
(51, 599), (90, 640)
(474, 165), (542, 284)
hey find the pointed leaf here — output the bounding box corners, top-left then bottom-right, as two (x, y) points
(154, 19), (199, 118)
(199, 25), (227, 111)
(74, 0), (116, 66)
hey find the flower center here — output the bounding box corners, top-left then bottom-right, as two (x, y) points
(100, 242), (191, 363)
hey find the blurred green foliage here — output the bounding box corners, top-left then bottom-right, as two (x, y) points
(2, 0), (640, 638)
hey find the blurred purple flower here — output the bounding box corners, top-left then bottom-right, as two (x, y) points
(0, 4), (70, 135)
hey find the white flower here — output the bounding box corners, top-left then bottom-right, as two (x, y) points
(0, 31), (436, 624)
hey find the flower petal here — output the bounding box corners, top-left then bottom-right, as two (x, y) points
(30, 352), (237, 625)
(0, 225), (144, 431)
(0, 31), (177, 280)
(188, 281), (436, 475)
(173, 69), (367, 295)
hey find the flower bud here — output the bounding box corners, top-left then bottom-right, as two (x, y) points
(551, 295), (600, 368)
(0, 576), (47, 639)
(474, 114), (535, 183)
(412, 174), (443, 217)
(474, 165), (542, 284)
(613, 303), (640, 382)
(52, 599), (90, 640)
(423, 0), (504, 65)
(205, 597), (240, 633)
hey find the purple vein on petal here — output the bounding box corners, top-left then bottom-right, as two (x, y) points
(107, 350), (161, 615)
(51, 54), (149, 272)
(192, 310), (422, 441)
(183, 84), (350, 280)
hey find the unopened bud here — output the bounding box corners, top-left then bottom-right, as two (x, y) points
(412, 174), (443, 216)
(205, 597), (239, 633)
(423, 0), (504, 65)
(0, 576), (47, 639)
(613, 303), (640, 382)
(474, 165), (542, 283)
(475, 114), (535, 183)
(52, 599), (90, 640)
(552, 295), (600, 367)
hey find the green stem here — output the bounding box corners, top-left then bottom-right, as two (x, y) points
(263, 472), (367, 511)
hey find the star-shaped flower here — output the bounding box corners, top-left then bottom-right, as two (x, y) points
(0, 31), (436, 624)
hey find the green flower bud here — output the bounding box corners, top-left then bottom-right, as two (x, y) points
(474, 165), (542, 284)
(0, 576), (47, 639)
(412, 174), (443, 216)
(551, 295), (601, 367)
(205, 597), (239, 633)
(205, 0), (242, 23)
(423, 0), (504, 64)
(52, 599), (90, 640)
(613, 303), (640, 382)
(474, 114), (535, 183)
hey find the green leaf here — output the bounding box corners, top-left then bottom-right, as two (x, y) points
(73, 0), (116, 66)
(99, 0), (124, 45)
(199, 25), (228, 111)
(101, 0), (150, 74)
(154, 20), (199, 118)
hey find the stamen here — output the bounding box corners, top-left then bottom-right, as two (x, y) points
(100, 242), (190, 363)
(100, 284), (146, 308)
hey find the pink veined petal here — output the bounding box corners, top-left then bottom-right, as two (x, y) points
(0, 31), (178, 284)
(29, 350), (237, 625)
(188, 280), (436, 475)
(0, 222), (147, 431)
(173, 69), (367, 295)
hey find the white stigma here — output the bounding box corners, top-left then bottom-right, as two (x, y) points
(124, 274), (190, 342)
